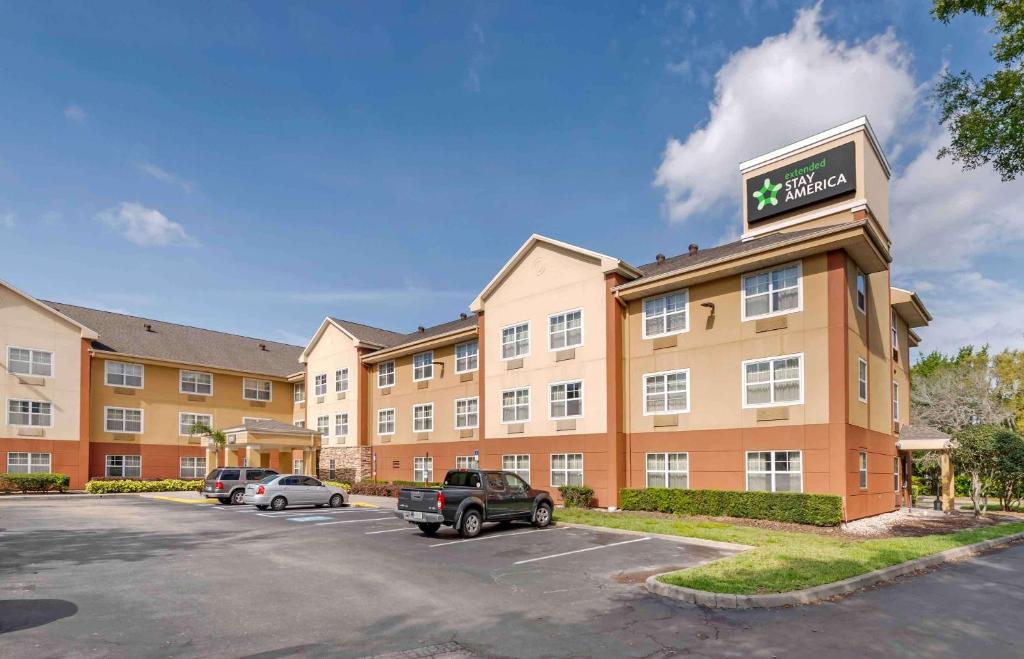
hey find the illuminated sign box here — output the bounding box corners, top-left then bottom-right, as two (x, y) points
(746, 142), (856, 224)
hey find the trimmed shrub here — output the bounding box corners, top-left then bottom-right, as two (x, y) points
(1, 472), (70, 493)
(619, 487), (843, 527)
(391, 480), (443, 488)
(558, 485), (594, 508)
(350, 481), (402, 497)
(323, 481), (352, 492)
(85, 479), (202, 494)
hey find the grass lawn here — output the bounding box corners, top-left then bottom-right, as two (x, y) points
(959, 503), (1023, 513)
(554, 508), (1024, 595)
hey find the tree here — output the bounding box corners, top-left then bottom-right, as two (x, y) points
(952, 424), (1002, 516)
(190, 422), (227, 468)
(931, 1), (1024, 180)
(992, 349), (1024, 429)
(911, 346), (1011, 434)
(991, 428), (1024, 512)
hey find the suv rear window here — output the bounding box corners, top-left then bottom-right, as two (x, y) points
(218, 469), (240, 481)
(245, 469), (265, 481)
(444, 471), (481, 488)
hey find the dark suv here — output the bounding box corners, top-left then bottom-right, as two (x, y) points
(203, 467), (278, 504)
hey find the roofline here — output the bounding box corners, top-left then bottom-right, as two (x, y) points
(2, 280), (99, 340)
(299, 317), (392, 363)
(738, 116), (891, 179)
(362, 324), (478, 363)
(90, 348), (296, 380)
(221, 424), (319, 437)
(891, 287), (934, 322)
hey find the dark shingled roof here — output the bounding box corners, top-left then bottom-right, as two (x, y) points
(43, 301), (303, 378)
(379, 314), (478, 353)
(329, 318), (407, 348)
(230, 418), (317, 435)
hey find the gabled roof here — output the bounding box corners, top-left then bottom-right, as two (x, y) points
(300, 316), (407, 362)
(363, 314), (477, 361)
(1, 279), (98, 340)
(222, 418), (318, 436)
(44, 301), (302, 378)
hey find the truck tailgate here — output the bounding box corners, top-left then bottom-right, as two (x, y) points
(397, 487), (441, 513)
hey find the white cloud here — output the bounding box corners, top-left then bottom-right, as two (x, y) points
(654, 3), (917, 222)
(0, 213), (14, 229)
(138, 162), (195, 194)
(908, 272), (1024, 354)
(96, 202), (196, 247)
(64, 104), (87, 123)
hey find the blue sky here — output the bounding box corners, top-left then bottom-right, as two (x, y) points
(1, 1), (1020, 355)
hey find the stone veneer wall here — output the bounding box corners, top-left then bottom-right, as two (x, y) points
(318, 446), (371, 483)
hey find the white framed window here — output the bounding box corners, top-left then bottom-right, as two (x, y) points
(316, 415), (329, 435)
(412, 403), (433, 432)
(378, 361), (395, 388)
(455, 397), (479, 429)
(642, 291), (688, 338)
(7, 400), (52, 427)
(550, 453), (583, 487)
(548, 309), (583, 351)
(7, 347), (53, 377)
(741, 261), (801, 320)
(549, 380), (583, 419)
(858, 358), (868, 403)
(314, 373), (327, 397)
(294, 420), (305, 428)
(243, 378), (272, 402)
(293, 383), (305, 403)
(105, 407), (143, 433)
(335, 413), (348, 437)
(501, 322), (530, 360)
(746, 450), (802, 492)
(179, 412), (213, 436)
(894, 457), (901, 492)
(105, 360), (144, 388)
(180, 456), (206, 479)
(413, 351), (434, 382)
(742, 354), (803, 408)
(7, 452), (51, 474)
(335, 368), (349, 393)
(455, 455), (478, 470)
(413, 456), (433, 483)
(646, 452), (688, 488)
(643, 370), (690, 415)
(105, 454), (141, 478)
(377, 408), (395, 435)
(502, 454), (531, 483)
(893, 381), (900, 421)
(859, 451), (868, 489)
(891, 309), (899, 352)
(455, 340), (478, 373)
(856, 268), (867, 314)
(179, 370), (213, 395)
(242, 416), (269, 425)
(501, 387), (530, 423)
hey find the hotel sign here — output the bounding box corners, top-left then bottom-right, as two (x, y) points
(746, 142), (856, 224)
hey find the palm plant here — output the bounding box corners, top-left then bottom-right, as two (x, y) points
(190, 422), (228, 467)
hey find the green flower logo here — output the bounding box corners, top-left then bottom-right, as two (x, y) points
(753, 178), (782, 210)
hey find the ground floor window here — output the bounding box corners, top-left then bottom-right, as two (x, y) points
(894, 457), (901, 492)
(293, 459), (303, 475)
(455, 455), (478, 469)
(179, 456), (206, 479)
(859, 451), (868, 489)
(645, 452), (688, 489)
(413, 456), (433, 483)
(7, 452), (51, 473)
(550, 453), (583, 487)
(746, 451), (801, 493)
(502, 454), (530, 483)
(106, 455), (141, 478)
(328, 459), (336, 481)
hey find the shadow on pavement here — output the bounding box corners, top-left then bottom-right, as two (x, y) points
(0, 599), (78, 634)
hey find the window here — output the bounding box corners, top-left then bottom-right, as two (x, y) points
(548, 309), (583, 350)
(243, 378), (272, 401)
(7, 347), (52, 377)
(413, 351), (434, 381)
(501, 322), (529, 359)
(746, 451), (802, 492)
(549, 381), (583, 419)
(501, 388), (530, 423)
(413, 403), (433, 432)
(455, 397), (478, 429)
(7, 452), (50, 474)
(377, 408), (395, 435)
(293, 383), (305, 403)
(646, 453), (688, 488)
(7, 400), (52, 427)
(893, 381), (900, 421)
(742, 262), (801, 319)
(859, 451), (868, 489)
(455, 340), (478, 373)
(180, 456), (206, 479)
(858, 358), (868, 402)
(105, 361), (143, 388)
(502, 454), (530, 483)
(643, 370), (690, 415)
(242, 417), (268, 425)
(179, 412), (212, 436)
(335, 368), (349, 393)
(856, 269), (867, 313)
(550, 453), (583, 487)
(316, 415), (329, 436)
(742, 354), (803, 408)
(335, 413), (348, 437)
(891, 309), (899, 352)
(328, 459), (336, 481)
(106, 454), (141, 478)
(105, 407), (143, 433)
(179, 370), (212, 395)
(378, 361), (395, 388)
(455, 455), (478, 469)
(294, 420), (305, 428)
(894, 457), (901, 492)
(505, 473), (528, 492)
(314, 373), (327, 397)
(413, 456), (433, 483)
(643, 291), (688, 338)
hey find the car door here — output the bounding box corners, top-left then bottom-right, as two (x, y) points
(302, 476), (327, 505)
(484, 472), (511, 518)
(503, 473), (534, 516)
(277, 475), (302, 502)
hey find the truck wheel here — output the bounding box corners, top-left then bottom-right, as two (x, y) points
(533, 503), (552, 528)
(459, 510), (482, 538)
(417, 523), (441, 536)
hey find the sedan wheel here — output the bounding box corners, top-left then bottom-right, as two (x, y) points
(230, 489), (245, 505)
(270, 496), (287, 511)
(329, 494), (344, 508)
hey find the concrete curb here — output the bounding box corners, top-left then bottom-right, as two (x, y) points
(645, 530), (1024, 609)
(0, 492), (146, 500)
(556, 521), (753, 553)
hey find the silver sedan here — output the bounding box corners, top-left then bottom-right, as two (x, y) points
(243, 474), (348, 511)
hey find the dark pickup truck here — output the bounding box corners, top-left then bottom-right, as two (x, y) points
(395, 469), (554, 538)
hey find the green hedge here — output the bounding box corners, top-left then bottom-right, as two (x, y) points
(323, 481), (352, 492)
(558, 485), (594, 508)
(619, 487), (843, 527)
(85, 479), (203, 494)
(1, 472), (70, 493)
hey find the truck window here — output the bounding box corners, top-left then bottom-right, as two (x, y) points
(486, 473), (506, 490)
(505, 473), (528, 492)
(445, 471), (481, 488)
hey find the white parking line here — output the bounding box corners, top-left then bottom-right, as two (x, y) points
(255, 508), (375, 517)
(314, 516), (395, 526)
(512, 537), (651, 565)
(365, 527), (417, 535)
(428, 527), (564, 548)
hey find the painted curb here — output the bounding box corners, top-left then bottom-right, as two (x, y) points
(150, 495), (215, 505)
(645, 530), (1024, 609)
(556, 521), (753, 553)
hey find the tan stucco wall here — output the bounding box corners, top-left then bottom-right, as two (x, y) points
(304, 324), (362, 448)
(893, 311), (912, 427)
(480, 241), (609, 439)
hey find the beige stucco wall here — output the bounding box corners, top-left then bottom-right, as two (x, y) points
(892, 311), (912, 427)
(304, 324), (362, 448)
(480, 242), (609, 439)
(845, 259), (896, 434)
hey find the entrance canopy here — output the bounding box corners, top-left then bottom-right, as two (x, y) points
(896, 424), (955, 512)
(220, 418), (321, 451)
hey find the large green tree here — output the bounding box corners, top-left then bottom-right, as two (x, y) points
(932, 0), (1024, 180)
(911, 345), (1011, 433)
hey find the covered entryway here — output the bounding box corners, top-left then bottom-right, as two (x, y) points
(896, 425), (954, 512)
(205, 419), (321, 476)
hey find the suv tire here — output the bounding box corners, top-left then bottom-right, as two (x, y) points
(270, 496), (287, 511)
(459, 509), (482, 538)
(230, 489), (245, 505)
(533, 503), (552, 528)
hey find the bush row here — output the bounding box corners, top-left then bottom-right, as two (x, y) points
(85, 479), (203, 494)
(557, 485), (594, 508)
(619, 487), (844, 526)
(350, 481), (402, 497)
(322, 481), (352, 492)
(0, 472), (70, 493)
